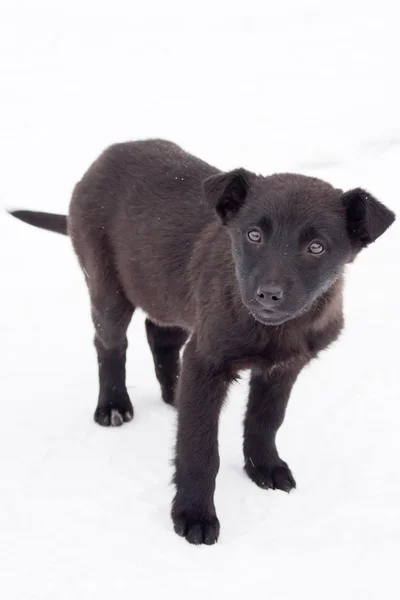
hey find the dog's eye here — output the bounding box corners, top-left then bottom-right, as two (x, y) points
(308, 241), (325, 255)
(248, 229), (262, 243)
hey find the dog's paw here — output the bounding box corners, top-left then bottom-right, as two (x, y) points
(94, 393), (134, 427)
(161, 390), (176, 407)
(94, 406), (133, 427)
(245, 459), (296, 492)
(172, 510), (220, 545)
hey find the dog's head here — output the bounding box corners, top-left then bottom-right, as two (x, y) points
(203, 169), (395, 325)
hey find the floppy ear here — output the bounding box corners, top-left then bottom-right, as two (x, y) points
(203, 168), (249, 224)
(342, 188), (395, 248)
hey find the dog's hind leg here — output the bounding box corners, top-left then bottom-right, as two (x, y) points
(90, 286), (135, 426)
(145, 319), (189, 406)
(84, 257), (135, 426)
(69, 210), (135, 426)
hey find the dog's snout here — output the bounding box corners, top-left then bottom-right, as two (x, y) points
(256, 283), (284, 307)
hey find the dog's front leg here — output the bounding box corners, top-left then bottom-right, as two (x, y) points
(172, 337), (230, 545)
(243, 365), (304, 492)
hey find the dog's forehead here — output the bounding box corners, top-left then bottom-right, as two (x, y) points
(247, 173), (342, 223)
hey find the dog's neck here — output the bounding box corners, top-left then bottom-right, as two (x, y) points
(308, 276), (344, 332)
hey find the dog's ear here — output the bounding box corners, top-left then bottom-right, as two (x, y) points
(203, 169), (249, 224)
(342, 188), (395, 248)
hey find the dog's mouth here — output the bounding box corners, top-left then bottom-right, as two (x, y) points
(246, 301), (312, 326)
(248, 307), (294, 326)
(242, 292), (312, 326)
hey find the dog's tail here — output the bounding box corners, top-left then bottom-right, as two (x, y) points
(8, 210), (68, 235)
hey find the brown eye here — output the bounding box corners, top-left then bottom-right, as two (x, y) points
(248, 229), (262, 243)
(308, 241), (325, 255)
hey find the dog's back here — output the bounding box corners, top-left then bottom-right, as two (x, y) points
(69, 139), (220, 328)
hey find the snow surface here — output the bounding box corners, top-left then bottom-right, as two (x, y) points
(1, 1), (399, 598)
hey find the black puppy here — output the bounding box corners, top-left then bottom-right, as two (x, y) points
(10, 139), (395, 545)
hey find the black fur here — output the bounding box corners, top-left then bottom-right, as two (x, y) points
(10, 210), (68, 235)
(9, 139), (395, 545)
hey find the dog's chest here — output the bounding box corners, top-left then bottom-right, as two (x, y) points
(230, 321), (338, 375)
(230, 335), (307, 374)
(262, 334), (309, 369)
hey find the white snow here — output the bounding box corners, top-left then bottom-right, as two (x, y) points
(1, 1), (399, 598)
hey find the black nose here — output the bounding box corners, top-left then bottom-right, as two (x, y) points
(256, 284), (284, 308)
